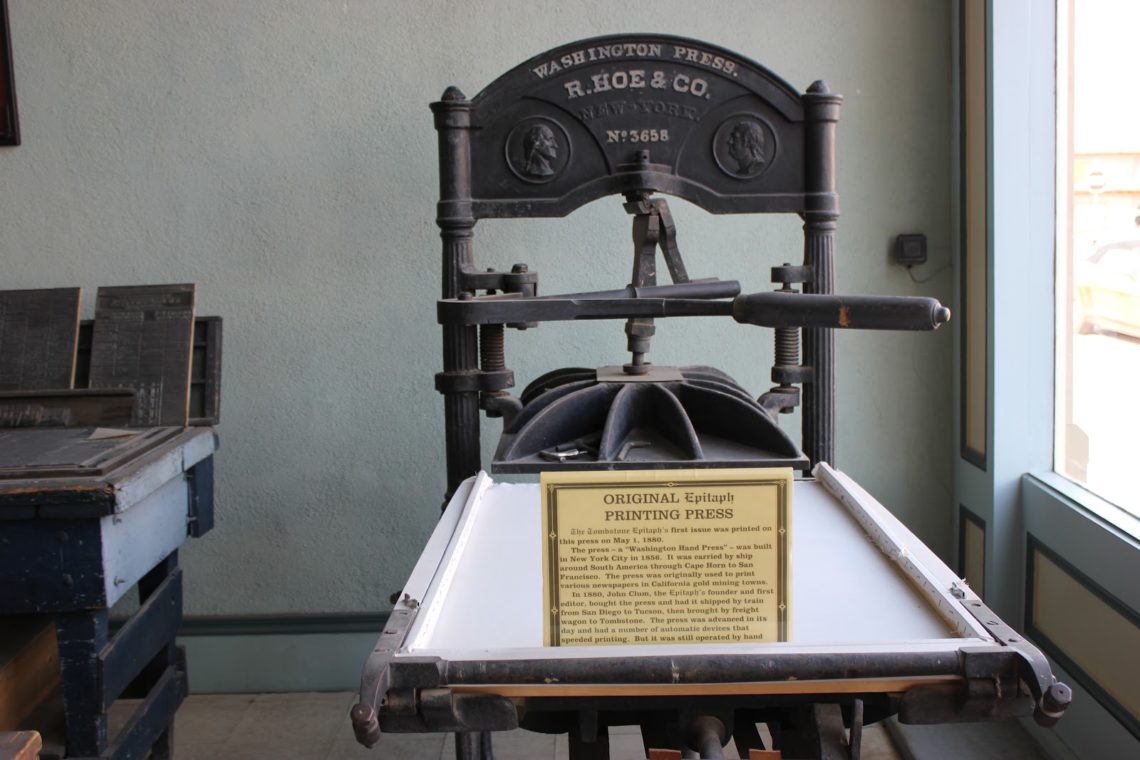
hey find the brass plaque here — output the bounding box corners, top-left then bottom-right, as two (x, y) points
(542, 468), (792, 646)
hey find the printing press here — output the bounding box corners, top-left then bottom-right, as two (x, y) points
(352, 35), (1071, 759)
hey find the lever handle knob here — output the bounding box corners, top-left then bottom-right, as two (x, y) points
(732, 291), (950, 331)
(350, 703), (381, 747)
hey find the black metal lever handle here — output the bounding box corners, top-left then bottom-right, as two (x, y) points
(438, 290), (949, 328)
(474, 278), (741, 303)
(732, 291), (950, 331)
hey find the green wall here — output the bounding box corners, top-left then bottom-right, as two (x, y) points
(0, 1), (955, 686)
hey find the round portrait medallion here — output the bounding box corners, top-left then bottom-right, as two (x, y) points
(506, 117), (571, 184)
(713, 115), (777, 180)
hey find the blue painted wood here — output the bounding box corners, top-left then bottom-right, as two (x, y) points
(0, 429), (214, 758)
(0, 428), (202, 521)
(102, 667), (184, 760)
(99, 569), (181, 710)
(124, 553), (181, 759)
(0, 487), (116, 519)
(0, 521), (105, 613)
(55, 611), (109, 758)
(1023, 476), (1140, 614)
(187, 456), (214, 537)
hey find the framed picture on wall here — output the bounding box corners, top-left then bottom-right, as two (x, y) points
(0, 0), (18, 146)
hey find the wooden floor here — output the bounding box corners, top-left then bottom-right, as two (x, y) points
(105, 690), (1057, 758)
(124, 691), (904, 759)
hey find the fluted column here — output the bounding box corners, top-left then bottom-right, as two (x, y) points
(432, 88), (481, 495)
(802, 219), (836, 466)
(802, 81), (843, 467)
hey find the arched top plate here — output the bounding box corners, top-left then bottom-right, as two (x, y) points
(435, 34), (840, 219)
(473, 34), (805, 122)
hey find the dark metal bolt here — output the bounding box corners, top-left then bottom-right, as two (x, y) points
(623, 354), (650, 375)
(1034, 682), (1073, 726)
(1043, 683), (1072, 713)
(772, 283), (801, 400)
(480, 324), (506, 371)
(479, 323), (509, 416)
(350, 703), (381, 748)
(775, 326), (800, 367)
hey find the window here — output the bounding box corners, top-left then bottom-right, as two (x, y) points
(977, 1), (1140, 755)
(1055, 0), (1140, 518)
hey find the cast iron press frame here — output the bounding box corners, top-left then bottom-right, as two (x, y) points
(353, 34), (1069, 759)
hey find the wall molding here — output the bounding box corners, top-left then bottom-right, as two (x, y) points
(178, 612), (389, 637)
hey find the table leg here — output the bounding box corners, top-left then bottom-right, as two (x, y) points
(732, 711), (765, 757)
(55, 611), (109, 758)
(568, 728), (610, 760)
(641, 719), (683, 758)
(453, 731), (496, 759)
(133, 551), (181, 759)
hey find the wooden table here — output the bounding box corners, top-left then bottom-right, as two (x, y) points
(0, 426), (216, 759)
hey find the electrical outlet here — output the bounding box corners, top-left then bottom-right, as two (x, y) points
(894, 234), (927, 266)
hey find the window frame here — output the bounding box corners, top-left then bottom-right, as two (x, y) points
(964, 0), (1140, 756)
